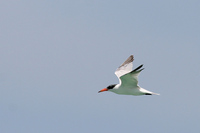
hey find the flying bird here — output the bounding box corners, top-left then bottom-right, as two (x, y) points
(98, 55), (159, 96)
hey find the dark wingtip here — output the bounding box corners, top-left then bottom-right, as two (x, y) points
(130, 55), (134, 58)
(119, 55), (134, 68)
(132, 64), (144, 72)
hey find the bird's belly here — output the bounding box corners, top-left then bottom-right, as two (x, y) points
(111, 87), (143, 96)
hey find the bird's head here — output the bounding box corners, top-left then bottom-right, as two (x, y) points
(98, 84), (117, 93)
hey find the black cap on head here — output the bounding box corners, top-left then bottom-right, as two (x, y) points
(107, 84), (117, 89)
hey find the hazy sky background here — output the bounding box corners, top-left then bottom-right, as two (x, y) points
(1, 0), (200, 133)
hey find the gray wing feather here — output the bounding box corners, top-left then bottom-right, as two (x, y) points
(115, 55), (134, 78)
(118, 55), (134, 68)
(119, 65), (144, 87)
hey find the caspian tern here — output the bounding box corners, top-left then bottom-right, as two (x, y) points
(98, 55), (159, 96)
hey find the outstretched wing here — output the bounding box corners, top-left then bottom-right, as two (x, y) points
(115, 55), (134, 78)
(119, 65), (144, 87)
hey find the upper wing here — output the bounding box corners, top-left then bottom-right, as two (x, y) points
(115, 55), (134, 78)
(119, 65), (144, 87)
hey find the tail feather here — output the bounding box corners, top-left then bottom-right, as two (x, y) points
(141, 88), (160, 96)
(152, 92), (160, 95)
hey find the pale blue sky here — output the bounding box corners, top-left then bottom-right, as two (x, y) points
(0, 0), (200, 133)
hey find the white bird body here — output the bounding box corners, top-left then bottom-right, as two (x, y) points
(99, 55), (159, 96)
(110, 85), (151, 95)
